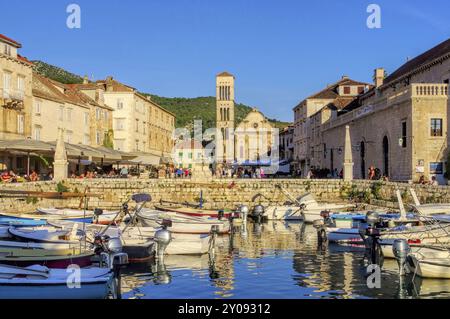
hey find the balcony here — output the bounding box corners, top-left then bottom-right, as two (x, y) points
(411, 83), (448, 98)
(0, 88), (25, 110)
(322, 83), (448, 131)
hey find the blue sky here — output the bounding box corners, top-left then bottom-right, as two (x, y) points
(1, 0), (449, 122)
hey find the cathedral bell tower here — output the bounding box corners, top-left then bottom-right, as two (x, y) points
(216, 72), (235, 163)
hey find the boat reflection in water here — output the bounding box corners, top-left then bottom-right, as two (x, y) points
(119, 221), (450, 299)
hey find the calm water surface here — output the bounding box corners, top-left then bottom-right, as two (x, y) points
(121, 221), (450, 299)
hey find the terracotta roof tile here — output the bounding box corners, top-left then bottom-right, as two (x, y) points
(0, 34), (21, 47)
(384, 38), (450, 86)
(217, 71), (234, 78)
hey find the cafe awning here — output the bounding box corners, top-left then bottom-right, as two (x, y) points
(126, 152), (161, 166)
(0, 139), (55, 154)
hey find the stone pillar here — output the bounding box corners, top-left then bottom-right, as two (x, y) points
(191, 154), (212, 182)
(53, 129), (68, 181)
(343, 125), (354, 181)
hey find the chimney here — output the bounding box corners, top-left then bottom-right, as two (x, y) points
(83, 75), (89, 84)
(342, 75), (349, 80)
(374, 68), (385, 88)
(105, 76), (114, 92)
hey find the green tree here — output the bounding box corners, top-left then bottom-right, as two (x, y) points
(103, 130), (114, 149)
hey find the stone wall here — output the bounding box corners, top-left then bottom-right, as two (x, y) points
(1, 178), (449, 214)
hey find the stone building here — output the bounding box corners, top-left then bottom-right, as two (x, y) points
(71, 78), (115, 147)
(0, 34), (33, 140)
(96, 77), (175, 156)
(31, 74), (113, 146)
(320, 38), (450, 184)
(215, 72), (276, 165)
(279, 125), (294, 162)
(292, 76), (372, 176)
(173, 139), (205, 169)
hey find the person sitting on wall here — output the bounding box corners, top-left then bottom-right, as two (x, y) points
(430, 176), (439, 186)
(8, 171), (17, 183)
(30, 170), (39, 182)
(418, 175), (428, 185)
(1, 171), (11, 183)
(368, 166), (376, 180)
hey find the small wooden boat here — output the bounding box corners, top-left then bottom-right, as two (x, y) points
(0, 264), (113, 299)
(0, 245), (86, 258)
(36, 208), (120, 225)
(137, 210), (230, 234)
(0, 240), (83, 251)
(0, 251), (94, 268)
(8, 226), (84, 244)
(154, 205), (232, 219)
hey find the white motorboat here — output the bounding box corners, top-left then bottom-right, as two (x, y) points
(0, 264), (114, 299)
(136, 209), (230, 234)
(381, 241), (450, 259)
(407, 249), (450, 279)
(121, 226), (212, 255)
(36, 208), (120, 225)
(380, 224), (450, 245)
(408, 188), (450, 216)
(253, 193), (355, 223)
(263, 206), (304, 220)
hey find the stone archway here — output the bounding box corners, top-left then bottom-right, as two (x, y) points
(360, 141), (366, 179)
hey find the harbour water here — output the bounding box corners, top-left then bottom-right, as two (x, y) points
(120, 221), (450, 299)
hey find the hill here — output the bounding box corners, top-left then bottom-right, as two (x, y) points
(32, 60), (84, 84)
(143, 94), (290, 130)
(32, 60), (292, 130)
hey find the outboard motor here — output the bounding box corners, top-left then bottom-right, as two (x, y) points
(313, 218), (328, 249)
(96, 236), (128, 299)
(209, 225), (220, 256)
(239, 205), (249, 220)
(365, 211), (384, 267)
(155, 219), (172, 259)
(366, 211), (381, 227)
(393, 239), (411, 276)
(107, 237), (123, 254)
(152, 258), (171, 285)
(93, 208), (103, 224)
(320, 210), (332, 226)
(252, 205), (265, 223)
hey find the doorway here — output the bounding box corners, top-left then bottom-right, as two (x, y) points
(383, 136), (389, 177)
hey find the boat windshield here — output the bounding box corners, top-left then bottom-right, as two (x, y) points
(296, 193), (316, 204)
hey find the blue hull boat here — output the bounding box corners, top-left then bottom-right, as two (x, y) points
(0, 215), (47, 227)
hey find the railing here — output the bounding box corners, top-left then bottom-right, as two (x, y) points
(411, 83), (448, 97)
(0, 88), (25, 101)
(322, 83), (448, 131)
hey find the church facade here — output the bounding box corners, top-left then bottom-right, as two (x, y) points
(215, 72), (276, 165)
